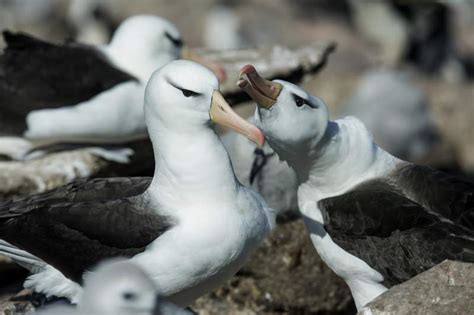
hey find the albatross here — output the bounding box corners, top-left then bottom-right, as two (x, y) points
(238, 64), (474, 310)
(0, 60), (274, 306)
(0, 14), (225, 160)
(36, 258), (192, 315)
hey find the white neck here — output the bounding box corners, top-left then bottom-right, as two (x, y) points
(282, 117), (400, 201)
(290, 117), (396, 310)
(145, 121), (238, 217)
(101, 45), (177, 82)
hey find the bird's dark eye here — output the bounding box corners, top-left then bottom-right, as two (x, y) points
(292, 94), (317, 108)
(293, 94), (306, 107)
(165, 32), (183, 47)
(122, 292), (137, 301)
(181, 89), (200, 97)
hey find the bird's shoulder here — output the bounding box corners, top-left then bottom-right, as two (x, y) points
(0, 177), (172, 281)
(392, 163), (474, 229)
(318, 179), (438, 236)
(0, 177), (152, 219)
(238, 185), (275, 229)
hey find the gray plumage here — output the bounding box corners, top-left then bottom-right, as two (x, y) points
(0, 177), (172, 282)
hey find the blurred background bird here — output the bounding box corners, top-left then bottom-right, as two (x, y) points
(35, 258), (193, 315)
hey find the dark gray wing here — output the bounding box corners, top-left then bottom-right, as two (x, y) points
(0, 177), (172, 282)
(1, 177), (152, 207)
(392, 163), (474, 230)
(318, 180), (474, 287)
(0, 31), (136, 135)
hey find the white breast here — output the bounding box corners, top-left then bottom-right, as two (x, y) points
(131, 188), (271, 307)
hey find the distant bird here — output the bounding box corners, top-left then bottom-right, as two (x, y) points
(67, 0), (111, 45)
(0, 61), (274, 306)
(391, 0), (467, 80)
(222, 121), (298, 216)
(238, 64), (474, 311)
(339, 69), (437, 161)
(204, 5), (245, 50)
(36, 258), (192, 315)
(0, 15), (225, 161)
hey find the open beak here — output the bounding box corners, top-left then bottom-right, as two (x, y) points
(237, 64), (283, 109)
(210, 91), (265, 148)
(182, 48), (227, 83)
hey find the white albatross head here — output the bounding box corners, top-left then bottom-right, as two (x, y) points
(145, 60), (264, 147)
(237, 64), (329, 158)
(105, 15), (226, 82)
(79, 259), (182, 315)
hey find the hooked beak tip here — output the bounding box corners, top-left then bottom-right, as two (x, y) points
(236, 78), (248, 89)
(240, 64), (257, 77)
(236, 64), (282, 109)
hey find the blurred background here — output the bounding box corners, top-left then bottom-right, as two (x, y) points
(0, 0), (473, 314)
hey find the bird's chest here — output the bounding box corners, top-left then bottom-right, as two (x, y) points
(139, 211), (259, 306)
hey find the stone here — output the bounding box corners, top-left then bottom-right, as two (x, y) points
(360, 260), (474, 315)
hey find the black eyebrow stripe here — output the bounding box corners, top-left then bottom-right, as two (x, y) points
(307, 102), (318, 109)
(165, 76), (201, 95)
(165, 32), (183, 47)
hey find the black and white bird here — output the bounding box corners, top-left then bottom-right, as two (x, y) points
(0, 61), (274, 306)
(238, 64), (474, 310)
(36, 258), (192, 315)
(339, 69), (437, 162)
(0, 14), (225, 161)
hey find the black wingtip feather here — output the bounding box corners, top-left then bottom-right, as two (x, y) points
(2, 30), (48, 50)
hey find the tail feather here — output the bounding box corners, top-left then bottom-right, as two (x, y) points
(0, 240), (81, 302)
(0, 239), (45, 272)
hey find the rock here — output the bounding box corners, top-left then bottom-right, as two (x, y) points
(360, 260), (474, 315)
(0, 289), (35, 315)
(199, 41), (335, 104)
(193, 219), (355, 314)
(0, 150), (106, 199)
